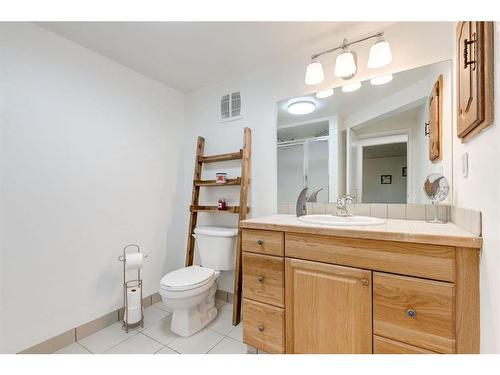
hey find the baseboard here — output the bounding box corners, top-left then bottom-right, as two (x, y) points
(18, 292), (161, 354)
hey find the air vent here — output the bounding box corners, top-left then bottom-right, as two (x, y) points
(219, 92), (242, 122)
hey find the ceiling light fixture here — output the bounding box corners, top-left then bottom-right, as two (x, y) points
(304, 32), (392, 84)
(287, 101), (316, 115)
(370, 74), (393, 85)
(334, 46), (357, 79)
(367, 37), (393, 69)
(316, 88), (334, 99)
(341, 82), (362, 93)
(305, 61), (325, 85)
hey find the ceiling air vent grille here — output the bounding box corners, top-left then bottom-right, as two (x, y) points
(219, 92), (242, 122)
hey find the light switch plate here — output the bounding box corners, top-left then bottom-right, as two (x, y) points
(462, 152), (469, 177)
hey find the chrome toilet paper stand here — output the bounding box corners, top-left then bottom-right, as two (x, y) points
(118, 244), (149, 332)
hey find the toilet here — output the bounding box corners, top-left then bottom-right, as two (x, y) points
(159, 226), (238, 337)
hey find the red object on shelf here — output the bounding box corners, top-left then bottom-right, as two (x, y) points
(217, 198), (227, 210)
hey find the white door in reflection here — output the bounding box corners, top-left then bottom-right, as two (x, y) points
(277, 139), (329, 204)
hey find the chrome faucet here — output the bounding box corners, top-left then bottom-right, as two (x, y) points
(336, 195), (355, 217)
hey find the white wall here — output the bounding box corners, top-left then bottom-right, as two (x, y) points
(452, 22), (500, 353)
(362, 156), (407, 203)
(182, 22), (455, 290)
(0, 23), (185, 353)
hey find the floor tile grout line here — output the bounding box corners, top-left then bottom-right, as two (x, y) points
(204, 333), (227, 354)
(76, 342), (92, 354)
(97, 329), (140, 354)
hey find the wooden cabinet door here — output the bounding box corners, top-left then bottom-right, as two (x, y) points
(428, 76), (441, 162)
(457, 21), (482, 138)
(456, 21), (494, 140)
(285, 258), (372, 353)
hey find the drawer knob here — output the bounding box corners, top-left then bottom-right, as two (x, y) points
(258, 275), (265, 283)
(407, 308), (416, 318)
(258, 325), (265, 332)
(257, 239), (264, 245)
(361, 278), (369, 286)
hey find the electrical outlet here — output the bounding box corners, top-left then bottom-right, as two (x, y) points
(462, 152), (469, 177)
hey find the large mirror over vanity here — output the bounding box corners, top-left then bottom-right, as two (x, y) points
(276, 61), (453, 208)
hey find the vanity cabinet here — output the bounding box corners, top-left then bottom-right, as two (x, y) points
(241, 226), (480, 354)
(285, 258), (372, 353)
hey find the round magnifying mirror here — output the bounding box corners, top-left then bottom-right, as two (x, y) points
(423, 173), (449, 223)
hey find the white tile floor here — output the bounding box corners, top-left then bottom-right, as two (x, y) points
(55, 300), (252, 354)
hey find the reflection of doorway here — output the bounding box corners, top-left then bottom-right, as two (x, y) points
(347, 131), (410, 203)
(362, 142), (407, 203)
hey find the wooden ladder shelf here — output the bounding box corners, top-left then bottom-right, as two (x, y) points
(185, 127), (251, 326)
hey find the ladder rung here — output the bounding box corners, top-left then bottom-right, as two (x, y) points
(190, 205), (249, 214)
(198, 150), (243, 163)
(194, 178), (241, 187)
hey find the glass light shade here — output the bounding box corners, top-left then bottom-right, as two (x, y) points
(341, 81), (362, 93)
(368, 40), (392, 69)
(316, 88), (334, 99)
(334, 50), (357, 79)
(287, 101), (316, 115)
(370, 74), (393, 85)
(305, 61), (324, 85)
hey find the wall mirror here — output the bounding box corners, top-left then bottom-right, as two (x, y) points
(276, 60), (452, 206)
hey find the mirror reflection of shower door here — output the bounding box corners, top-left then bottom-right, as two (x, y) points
(307, 139), (329, 203)
(277, 144), (305, 203)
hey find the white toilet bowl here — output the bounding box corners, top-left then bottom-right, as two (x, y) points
(159, 226), (238, 337)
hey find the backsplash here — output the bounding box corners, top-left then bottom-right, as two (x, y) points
(277, 202), (482, 236)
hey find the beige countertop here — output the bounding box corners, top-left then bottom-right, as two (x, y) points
(240, 214), (482, 249)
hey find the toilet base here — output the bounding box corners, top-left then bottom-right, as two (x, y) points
(170, 284), (218, 337)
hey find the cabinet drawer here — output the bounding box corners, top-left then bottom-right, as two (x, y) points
(374, 335), (436, 354)
(242, 229), (284, 256)
(373, 272), (455, 353)
(243, 252), (284, 307)
(243, 298), (284, 354)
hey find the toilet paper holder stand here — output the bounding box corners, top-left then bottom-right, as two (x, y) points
(118, 244), (149, 332)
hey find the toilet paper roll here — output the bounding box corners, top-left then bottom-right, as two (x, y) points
(125, 252), (143, 270)
(125, 287), (142, 324)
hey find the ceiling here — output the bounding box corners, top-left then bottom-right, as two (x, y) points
(277, 62), (435, 126)
(38, 22), (391, 92)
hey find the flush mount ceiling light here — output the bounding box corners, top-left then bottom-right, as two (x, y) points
(304, 32), (392, 85)
(367, 37), (393, 69)
(316, 88), (334, 99)
(305, 61), (325, 85)
(287, 101), (316, 115)
(341, 81), (362, 93)
(370, 74), (393, 85)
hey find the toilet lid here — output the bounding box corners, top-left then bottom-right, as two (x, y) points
(160, 266), (215, 292)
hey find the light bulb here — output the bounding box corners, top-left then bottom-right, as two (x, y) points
(341, 82), (362, 93)
(287, 101), (316, 115)
(368, 39), (392, 69)
(305, 61), (324, 85)
(316, 88), (334, 99)
(370, 74), (393, 85)
(334, 49), (357, 79)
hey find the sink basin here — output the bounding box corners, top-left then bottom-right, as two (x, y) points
(297, 214), (385, 227)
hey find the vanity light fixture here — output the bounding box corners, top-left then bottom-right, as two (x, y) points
(304, 32), (391, 85)
(367, 37), (393, 69)
(334, 45), (357, 79)
(316, 88), (334, 99)
(287, 101), (316, 115)
(305, 61), (325, 85)
(370, 74), (393, 85)
(341, 81), (362, 93)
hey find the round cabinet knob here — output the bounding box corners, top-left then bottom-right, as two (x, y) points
(258, 325), (265, 332)
(361, 279), (369, 286)
(407, 308), (416, 318)
(257, 239), (264, 245)
(258, 275), (265, 283)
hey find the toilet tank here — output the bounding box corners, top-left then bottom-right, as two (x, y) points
(194, 226), (238, 271)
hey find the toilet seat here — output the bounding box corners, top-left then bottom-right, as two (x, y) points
(160, 265), (215, 292)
